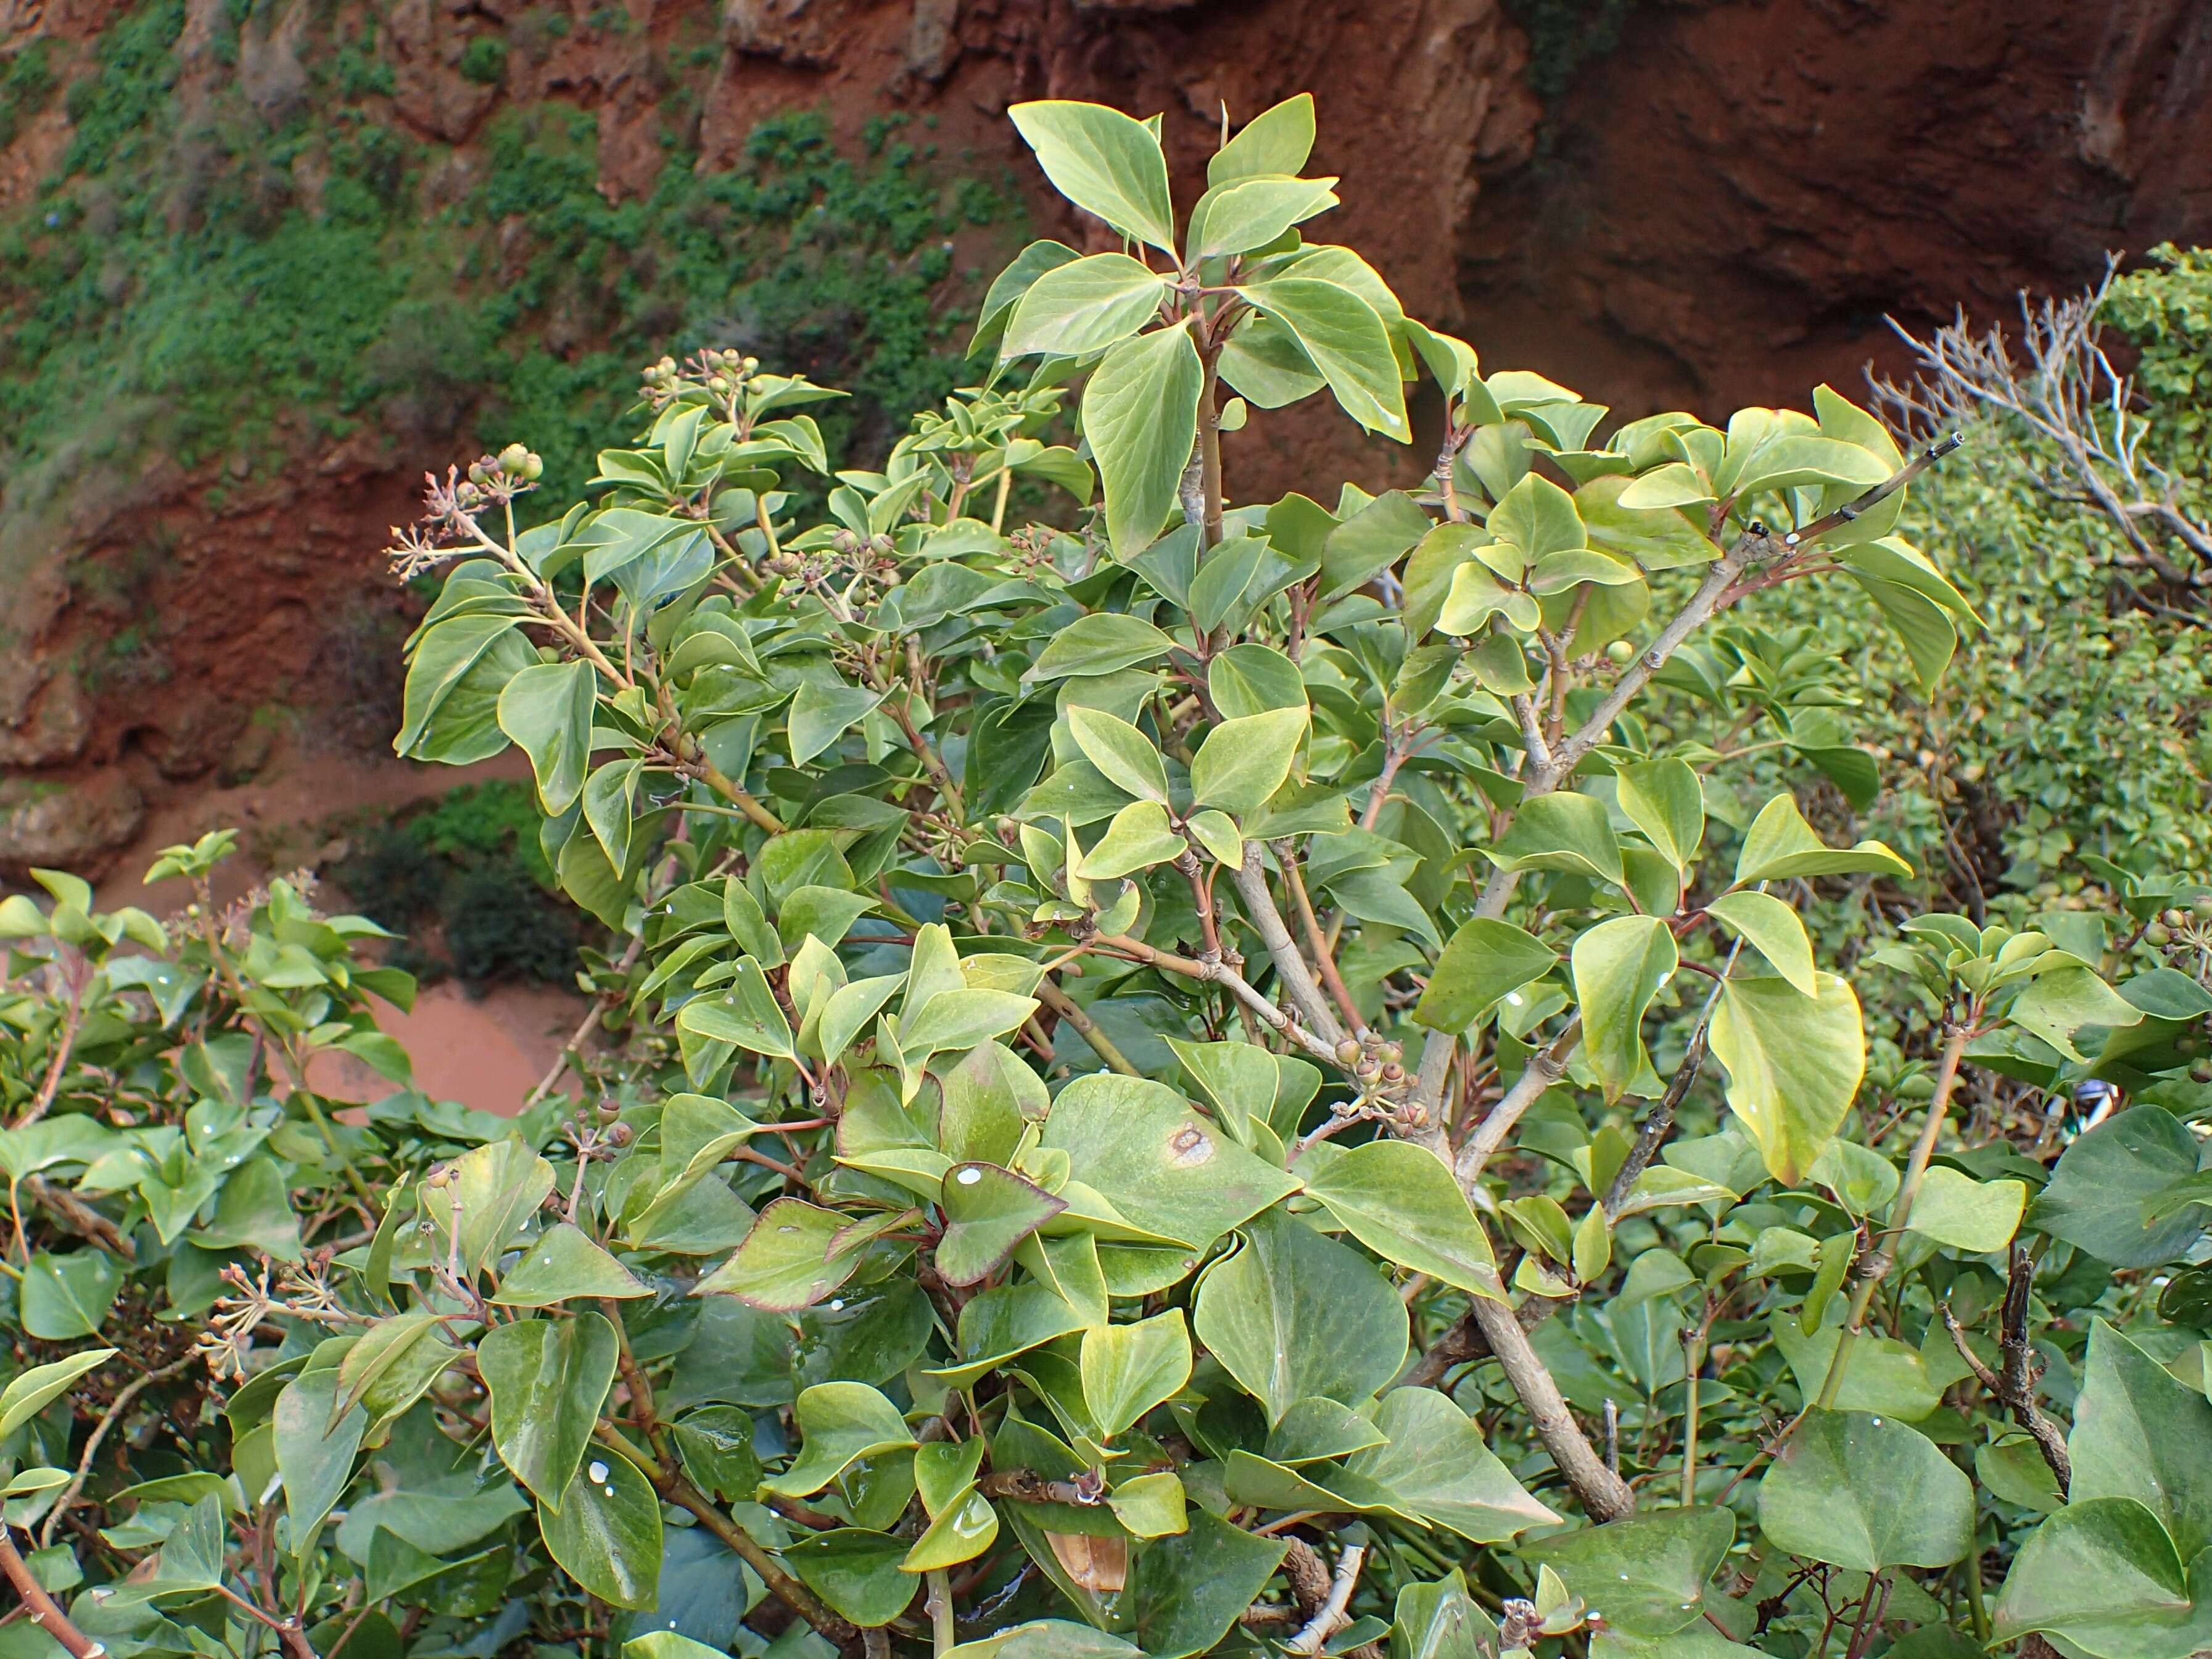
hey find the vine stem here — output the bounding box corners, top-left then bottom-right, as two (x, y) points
(1034, 978), (1139, 1077)
(1814, 1022), (1970, 1411)
(925, 1567), (955, 1657)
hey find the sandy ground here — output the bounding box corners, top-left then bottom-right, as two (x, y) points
(93, 735), (588, 1117)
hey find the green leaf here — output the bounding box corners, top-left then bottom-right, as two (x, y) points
(1066, 706), (1169, 803)
(1300, 1140), (1503, 1298)
(1126, 1508), (1289, 1659)
(1704, 890), (1815, 996)
(1186, 175), (1339, 260)
(1573, 916), (1678, 1101)
(1008, 100), (1177, 255)
(1208, 94), (1316, 186)
(1733, 795), (1912, 885)
(1079, 1309), (1192, 1439)
(788, 1528), (916, 1624)
(1991, 1496), (2208, 1658)
(1488, 792), (1624, 886)
(1238, 277), (1409, 439)
(1027, 612), (1178, 682)
(1078, 800), (1187, 879)
(1039, 1073), (1298, 1251)
(1081, 322), (1205, 559)
(397, 613), (524, 759)
(419, 1137), (558, 1280)
(1727, 434), (1890, 497)
(1189, 706), (1308, 817)
(1709, 973), (1865, 1185)
(19, 1250), (123, 1339)
(937, 1162), (1067, 1287)
(479, 1312), (619, 1505)
(1392, 1570), (1500, 1659)
(497, 659), (597, 816)
(1771, 1318), (1941, 1420)
(1490, 473), (1585, 560)
(538, 1448), (663, 1609)
(1343, 1387), (1559, 1542)
(1521, 1509), (1736, 1638)
(0, 1348), (115, 1438)
(975, 239), (1080, 350)
(1319, 489), (1431, 603)
(676, 958), (795, 1061)
(2010, 965), (2146, 1061)
(2029, 1106), (2205, 1268)
(762, 1383), (917, 1497)
(1616, 759), (1704, 871)
(1002, 252), (1170, 358)
(1905, 1165), (2026, 1252)
(696, 1197), (881, 1310)
(789, 677), (885, 767)
(274, 1365), (366, 1549)
(1413, 918), (1556, 1032)
(1193, 1207), (1407, 1422)
(2071, 1319), (2212, 1558)
(1756, 1410), (1973, 1571)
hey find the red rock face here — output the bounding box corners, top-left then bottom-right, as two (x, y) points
(7, 0), (2211, 864)
(1451, 0), (2212, 417)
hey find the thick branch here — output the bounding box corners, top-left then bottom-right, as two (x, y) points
(1469, 1294), (1636, 1520)
(1229, 848), (1353, 1050)
(1453, 1017), (1582, 1194)
(0, 1523), (102, 1658)
(1282, 1544), (1364, 1656)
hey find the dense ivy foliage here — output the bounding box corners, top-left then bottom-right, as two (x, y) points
(7, 94), (2212, 1659)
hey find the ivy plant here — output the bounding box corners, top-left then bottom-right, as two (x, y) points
(6, 95), (2212, 1659)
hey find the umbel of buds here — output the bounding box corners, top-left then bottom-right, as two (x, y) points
(641, 347), (761, 404)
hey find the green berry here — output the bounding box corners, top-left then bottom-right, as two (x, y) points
(2148, 922), (2173, 946)
(1605, 640), (1635, 664)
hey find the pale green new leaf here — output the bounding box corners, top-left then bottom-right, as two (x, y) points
(1237, 276), (1409, 441)
(1002, 252), (1169, 359)
(1704, 890), (1816, 996)
(1709, 973), (1865, 1185)
(1081, 323), (1204, 558)
(1080, 1309), (1192, 1438)
(1572, 916), (1678, 1100)
(1009, 101), (1178, 255)
(762, 1382), (917, 1497)
(1066, 706), (1169, 803)
(1733, 795), (1912, 885)
(1300, 1140), (1503, 1298)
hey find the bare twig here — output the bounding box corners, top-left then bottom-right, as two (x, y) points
(41, 1354), (198, 1547)
(1941, 1248), (2071, 1492)
(1873, 262), (2212, 583)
